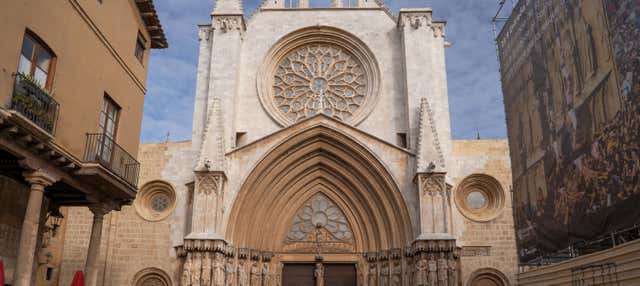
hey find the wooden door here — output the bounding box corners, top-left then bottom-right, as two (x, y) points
(282, 263), (356, 286)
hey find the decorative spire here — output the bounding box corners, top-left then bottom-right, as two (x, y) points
(416, 97), (446, 173)
(196, 97), (225, 172)
(212, 0), (243, 15)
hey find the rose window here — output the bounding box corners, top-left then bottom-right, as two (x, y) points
(273, 43), (368, 123)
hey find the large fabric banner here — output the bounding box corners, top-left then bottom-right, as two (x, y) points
(498, 0), (640, 262)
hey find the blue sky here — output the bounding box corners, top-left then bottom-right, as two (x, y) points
(141, 0), (514, 143)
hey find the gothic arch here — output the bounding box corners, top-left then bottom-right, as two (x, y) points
(226, 124), (413, 252)
(131, 267), (172, 286)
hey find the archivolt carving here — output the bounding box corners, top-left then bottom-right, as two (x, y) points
(226, 125), (412, 251)
(132, 267), (172, 286)
(259, 27), (380, 126)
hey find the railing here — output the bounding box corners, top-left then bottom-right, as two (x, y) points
(83, 133), (140, 187)
(11, 73), (59, 134)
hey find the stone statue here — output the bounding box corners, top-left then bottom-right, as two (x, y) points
(275, 272), (282, 286)
(427, 256), (437, 286)
(380, 262), (389, 286)
(213, 254), (225, 286)
(391, 261), (401, 286)
(262, 263), (271, 286)
(447, 259), (458, 286)
(202, 253), (212, 286)
(251, 261), (262, 286)
(225, 259), (235, 286)
(238, 260), (247, 286)
(193, 253), (203, 286)
(367, 264), (377, 286)
(182, 254), (192, 286)
(415, 259), (427, 286)
(314, 263), (324, 286)
(437, 253), (448, 285)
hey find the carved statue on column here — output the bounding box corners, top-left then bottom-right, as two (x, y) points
(314, 263), (324, 286)
(427, 255), (437, 286)
(447, 258), (458, 286)
(380, 262), (389, 286)
(251, 261), (262, 286)
(415, 258), (427, 286)
(437, 253), (448, 285)
(391, 261), (401, 286)
(193, 253), (203, 286)
(367, 263), (377, 286)
(225, 259), (235, 286)
(238, 260), (248, 286)
(182, 253), (193, 286)
(202, 252), (212, 286)
(213, 253), (225, 286)
(262, 263), (271, 286)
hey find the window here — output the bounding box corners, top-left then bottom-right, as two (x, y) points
(98, 96), (120, 162)
(135, 32), (146, 63)
(396, 133), (407, 148)
(18, 32), (56, 89)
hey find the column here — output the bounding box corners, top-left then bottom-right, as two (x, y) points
(14, 171), (57, 286)
(84, 205), (110, 286)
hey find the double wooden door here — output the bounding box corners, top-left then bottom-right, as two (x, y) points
(282, 263), (356, 286)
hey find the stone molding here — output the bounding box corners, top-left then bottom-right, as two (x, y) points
(416, 97), (446, 172)
(23, 169), (59, 188)
(134, 180), (177, 222)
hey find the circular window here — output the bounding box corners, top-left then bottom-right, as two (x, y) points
(134, 181), (176, 222)
(467, 191), (487, 209)
(258, 27), (380, 126)
(455, 174), (505, 222)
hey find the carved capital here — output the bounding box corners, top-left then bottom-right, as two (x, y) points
(23, 169), (59, 189)
(195, 171), (225, 195)
(184, 238), (228, 253)
(88, 204), (111, 217)
(417, 172), (446, 196)
(212, 15), (245, 32)
(398, 10), (446, 38)
(198, 26), (212, 41)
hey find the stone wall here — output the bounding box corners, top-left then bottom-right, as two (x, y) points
(58, 141), (194, 286)
(450, 139), (518, 285)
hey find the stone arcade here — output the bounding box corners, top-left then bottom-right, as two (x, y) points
(57, 0), (518, 285)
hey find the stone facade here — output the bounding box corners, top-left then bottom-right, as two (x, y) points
(56, 1), (518, 286)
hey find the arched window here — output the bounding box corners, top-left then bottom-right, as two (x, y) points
(132, 268), (172, 286)
(467, 268), (510, 286)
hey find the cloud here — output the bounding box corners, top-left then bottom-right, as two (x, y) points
(141, 0), (509, 142)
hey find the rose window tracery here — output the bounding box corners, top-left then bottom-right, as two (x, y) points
(287, 193), (354, 243)
(273, 43), (368, 123)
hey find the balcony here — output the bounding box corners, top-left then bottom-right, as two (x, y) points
(83, 133), (140, 187)
(10, 73), (59, 134)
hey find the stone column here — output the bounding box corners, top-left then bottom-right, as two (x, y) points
(13, 171), (57, 286)
(84, 205), (110, 286)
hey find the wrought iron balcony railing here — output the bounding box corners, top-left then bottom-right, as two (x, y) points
(83, 133), (140, 187)
(11, 73), (59, 134)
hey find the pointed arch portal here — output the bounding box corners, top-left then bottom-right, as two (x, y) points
(226, 124), (413, 257)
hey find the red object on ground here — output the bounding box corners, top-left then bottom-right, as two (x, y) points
(0, 258), (5, 286)
(70, 271), (85, 286)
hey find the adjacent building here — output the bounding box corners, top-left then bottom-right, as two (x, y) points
(497, 0), (640, 284)
(0, 0), (166, 285)
(56, 1), (518, 286)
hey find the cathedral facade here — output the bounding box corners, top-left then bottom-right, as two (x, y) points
(56, 1), (517, 285)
